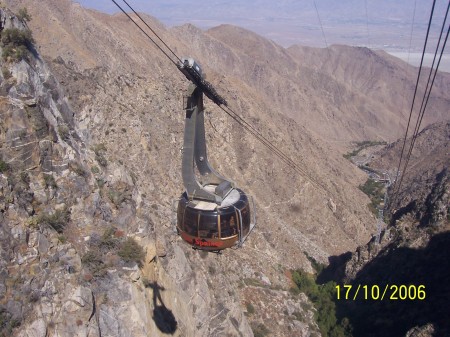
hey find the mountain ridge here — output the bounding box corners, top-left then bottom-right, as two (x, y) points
(0, 1), (449, 336)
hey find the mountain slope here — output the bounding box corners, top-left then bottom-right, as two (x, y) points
(1, 1), (449, 337)
(373, 120), (449, 226)
(201, 24), (450, 143)
(321, 120), (450, 337)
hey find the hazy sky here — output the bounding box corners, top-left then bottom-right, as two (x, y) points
(75, 0), (449, 70)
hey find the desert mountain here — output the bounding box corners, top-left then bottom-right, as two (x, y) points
(0, 0), (449, 336)
(180, 23), (449, 144)
(373, 120), (449, 227)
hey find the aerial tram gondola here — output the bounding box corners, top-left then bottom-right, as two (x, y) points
(176, 58), (256, 251)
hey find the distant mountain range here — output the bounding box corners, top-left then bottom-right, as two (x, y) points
(1, 1), (448, 336)
(75, 0), (450, 72)
(77, 0), (448, 51)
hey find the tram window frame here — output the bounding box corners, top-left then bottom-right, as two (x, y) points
(184, 208), (198, 236)
(240, 204), (251, 236)
(220, 212), (238, 238)
(198, 212), (219, 239)
(177, 205), (184, 230)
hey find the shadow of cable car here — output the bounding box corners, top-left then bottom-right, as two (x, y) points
(145, 281), (178, 334)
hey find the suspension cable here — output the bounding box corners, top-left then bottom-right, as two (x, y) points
(389, 0), (450, 209)
(392, 16), (450, 207)
(390, 0), (437, 207)
(313, 0), (329, 49)
(120, 0), (182, 64)
(410, 0), (450, 142)
(219, 104), (329, 193)
(364, 0), (371, 48)
(110, 0), (179, 66)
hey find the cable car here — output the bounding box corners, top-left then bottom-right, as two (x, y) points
(176, 58), (255, 251)
(177, 188), (253, 250)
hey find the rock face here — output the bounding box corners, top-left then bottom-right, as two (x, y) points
(372, 121), (450, 228)
(0, 5), (318, 337)
(0, 1), (449, 337)
(321, 120), (450, 337)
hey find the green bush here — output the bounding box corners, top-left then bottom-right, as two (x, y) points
(58, 124), (70, 141)
(108, 184), (131, 208)
(118, 237), (144, 266)
(344, 140), (387, 159)
(0, 307), (21, 337)
(91, 166), (100, 174)
(0, 28), (34, 62)
(0, 159), (10, 173)
(20, 172), (30, 185)
(69, 161), (87, 177)
(291, 270), (352, 337)
(14, 45), (27, 61)
(81, 250), (107, 278)
(96, 178), (106, 189)
(246, 302), (255, 315)
(359, 178), (385, 215)
(1, 28), (34, 46)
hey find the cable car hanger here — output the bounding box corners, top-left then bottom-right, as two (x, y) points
(176, 59), (256, 250)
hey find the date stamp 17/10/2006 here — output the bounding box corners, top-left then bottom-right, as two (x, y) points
(335, 284), (426, 301)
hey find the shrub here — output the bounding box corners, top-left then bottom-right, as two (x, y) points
(43, 174), (57, 189)
(17, 7), (32, 22)
(107, 184), (131, 208)
(251, 323), (270, 337)
(343, 140), (387, 160)
(96, 178), (106, 188)
(81, 250), (107, 278)
(0, 307), (21, 336)
(304, 252), (326, 275)
(359, 178), (385, 215)
(20, 172), (30, 185)
(58, 124), (70, 141)
(118, 237), (144, 266)
(28, 291), (41, 303)
(81, 250), (103, 266)
(37, 208), (70, 233)
(57, 235), (67, 243)
(1, 28), (34, 62)
(1, 28), (34, 46)
(100, 227), (120, 250)
(246, 302), (255, 315)
(1, 66), (11, 79)
(0, 159), (10, 173)
(291, 270), (353, 337)
(93, 144), (107, 167)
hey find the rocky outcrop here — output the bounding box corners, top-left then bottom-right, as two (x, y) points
(1, 1), (447, 336)
(320, 121), (450, 337)
(0, 7), (264, 337)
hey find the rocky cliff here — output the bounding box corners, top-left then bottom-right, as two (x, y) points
(0, 1), (449, 337)
(0, 5), (359, 337)
(321, 121), (450, 337)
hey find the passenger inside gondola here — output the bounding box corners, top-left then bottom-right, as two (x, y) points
(199, 213), (218, 238)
